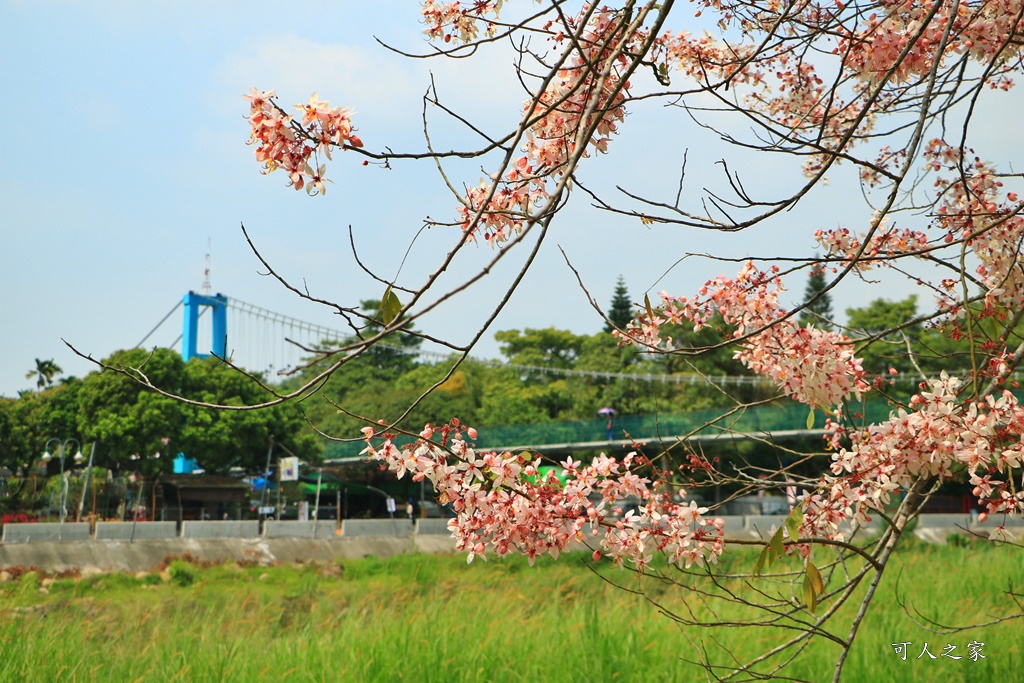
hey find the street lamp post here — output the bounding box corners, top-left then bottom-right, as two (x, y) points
(42, 438), (83, 523)
(76, 442), (98, 522)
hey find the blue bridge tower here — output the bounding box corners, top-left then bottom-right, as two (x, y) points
(182, 291), (228, 361)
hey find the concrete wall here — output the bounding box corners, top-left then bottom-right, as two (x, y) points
(913, 514), (972, 543)
(94, 522), (178, 541)
(913, 513), (1023, 542)
(0, 536), (445, 573)
(720, 501), (762, 516)
(2, 522), (91, 544)
(2, 514), (1020, 575)
(181, 520), (260, 539)
(342, 519), (412, 537)
(718, 515), (881, 541)
(264, 520), (341, 539)
(415, 518), (453, 536)
(743, 516), (788, 539)
(971, 515), (1024, 529)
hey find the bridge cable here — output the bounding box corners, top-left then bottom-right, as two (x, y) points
(220, 297), (1004, 389)
(135, 300), (183, 349)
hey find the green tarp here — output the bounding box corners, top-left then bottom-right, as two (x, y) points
(298, 472), (345, 494)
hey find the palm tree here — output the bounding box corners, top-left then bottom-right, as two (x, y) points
(26, 358), (62, 389)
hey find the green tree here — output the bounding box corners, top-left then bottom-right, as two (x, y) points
(798, 262), (834, 330)
(605, 276), (633, 332)
(474, 367), (556, 425)
(845, 296), (921, 373)
(357, 298), (422, 373)
(846, 296), (918, 336)
(0, 380), (82, 475)
(179, 357), (320, 473)
(845, 297), (1021, 377)
(491, 329), (596, 419)
(495, 328), (585, 369)
(277, 299), (433, 443)
(73, 348), (318, 475)
(649, 315), (749, 377)
(0, 397), (29, 473)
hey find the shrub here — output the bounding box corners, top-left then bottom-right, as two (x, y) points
(167, 560), (197, 587)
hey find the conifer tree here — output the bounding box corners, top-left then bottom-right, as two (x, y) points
(604, 276), (633, 332)
(798, 262), (834, 330)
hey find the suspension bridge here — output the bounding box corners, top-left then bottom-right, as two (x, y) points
(138, 291), (787, 390)
(139, 291), (904, 460)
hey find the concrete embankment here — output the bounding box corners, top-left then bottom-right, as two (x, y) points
(0, 535), (459, 573)
(2, 513), (1019, 573)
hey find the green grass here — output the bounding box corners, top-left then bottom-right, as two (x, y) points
(0, 544), (1021, 682)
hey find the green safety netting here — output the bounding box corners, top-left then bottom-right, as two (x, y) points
(320, 396), (905, 461)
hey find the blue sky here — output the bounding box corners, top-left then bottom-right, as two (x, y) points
(3, 1), (1018, 398)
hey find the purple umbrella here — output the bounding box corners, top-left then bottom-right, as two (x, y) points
(597, 407), (616, 415)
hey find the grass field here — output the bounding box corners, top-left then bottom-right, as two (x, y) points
(0, 540), (1021, 682)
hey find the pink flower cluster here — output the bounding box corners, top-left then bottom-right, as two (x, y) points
(653, 1), (1024, 178)
(360, 420), (725, 571)
(656, 29), (756, 84)
(657, 20), (871, 178)
(247, 2), (1024, 559)
(927, 140), (1024, 311)
(420, 0), (505, 44)
(244, 88), (363, 195)
(820, 139), (1024, 312)
(838, 0), (1024, 87)
(814, 139), (1024, 313)
(801, 374), (1024, 540)
(616, 261), (867, 408)
(459, 9), (637, 243)
(737, 324), (867, 410)
(813, 225), (932, 273)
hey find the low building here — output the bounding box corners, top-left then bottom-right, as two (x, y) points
(157, 474), (250, 521)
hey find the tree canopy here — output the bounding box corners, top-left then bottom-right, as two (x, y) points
(0, 348), (319, 477)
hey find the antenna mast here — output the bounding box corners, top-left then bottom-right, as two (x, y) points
(202, 238), (212, 295)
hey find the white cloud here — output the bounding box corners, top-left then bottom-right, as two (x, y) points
(214, 33), (422, 123)
(213, 29), (555, 154)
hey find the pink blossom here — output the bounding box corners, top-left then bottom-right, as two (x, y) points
(457, 9), (640, 243)
(245, 88), (362, 192)
(617, 261), (867, 408)
(361, 419), (725, 571)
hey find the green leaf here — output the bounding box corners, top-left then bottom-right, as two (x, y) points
(378, 287), (402, 325)
(806, 560), (825, 594)
(802, 561), (824, 614)
(769, 526), (784, 558)
(806, 407), (815, 430)
(754, 546), (769, 576)
(785, 506), (802, 541)
(803, 572), (818, 614)
(644, 293), (655, 321)
(755, 522), (794, 576)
